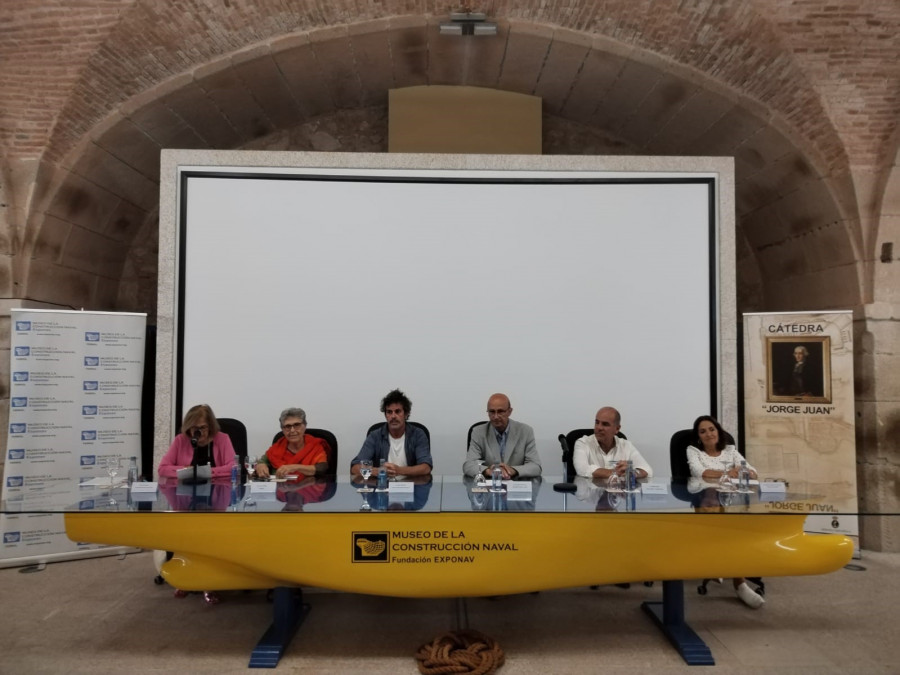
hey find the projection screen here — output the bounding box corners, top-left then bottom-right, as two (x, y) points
(163, 156), (729, 477)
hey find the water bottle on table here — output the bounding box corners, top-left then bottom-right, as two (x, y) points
(490, 465), (504, 493)
(231, 455), (240, 487)
(127, 456), (139, 486)
(738, 459), (750, 492)
(625, 459), (636, 492)
(376, 468), (388, 491)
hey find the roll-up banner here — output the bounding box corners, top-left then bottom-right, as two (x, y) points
(743, 311), (858, 538)
(2, 309), (146, 567)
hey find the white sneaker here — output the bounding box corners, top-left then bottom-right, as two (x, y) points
(737, 582), (765, 609)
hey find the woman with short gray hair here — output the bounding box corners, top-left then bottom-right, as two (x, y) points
(279, 407), (306, 427)
(256, 407), (328, 479)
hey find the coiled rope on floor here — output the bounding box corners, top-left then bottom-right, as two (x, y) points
(415, 629), (505, 674)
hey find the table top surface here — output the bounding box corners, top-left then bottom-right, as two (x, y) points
(0, 474), (866, 515)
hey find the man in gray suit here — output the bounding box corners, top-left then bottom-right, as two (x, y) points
(463, 393), (542, 479)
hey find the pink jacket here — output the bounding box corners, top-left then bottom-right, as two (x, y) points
(157, 432), (237, 479)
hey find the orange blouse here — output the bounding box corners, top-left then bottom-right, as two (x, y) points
(263, 435), (328, 472)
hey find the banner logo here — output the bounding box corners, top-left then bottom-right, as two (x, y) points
(15, 321), (31, 331)
(9, 423), (26, 434)
(80, 455), (97, 466)
(85, 332), (100, 342)
(81, 430), (97, 441)
(82, 405), (98, 416)
(6, 476), (24, 488)
(13, 372), (29, 382)
(14, 346), (30, 356)
(3, 532), (21, 544)
(8, 449), (25, 460)
(83, 381), (98, 391)
(352, 532), (389, 563)
(11, 397), (27, 408)
(84, 356), (100, 367)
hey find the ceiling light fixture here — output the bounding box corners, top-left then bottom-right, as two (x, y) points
(439, 11), (498, 36)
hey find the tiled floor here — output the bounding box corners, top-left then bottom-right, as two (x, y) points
(0, 549), (896, 673)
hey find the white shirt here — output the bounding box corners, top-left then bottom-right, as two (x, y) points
(686, 444), (755, 478)
(572, 434), (653, 479)
(388, 433), (408, 467)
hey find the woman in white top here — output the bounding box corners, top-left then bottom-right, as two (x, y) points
(687, 415), (765, 609)
(687, 416), (758, 482)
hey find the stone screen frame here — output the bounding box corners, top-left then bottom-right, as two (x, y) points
(155, 151), (736, 475)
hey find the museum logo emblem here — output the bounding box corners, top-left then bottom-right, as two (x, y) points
(352, 532), (389, 563)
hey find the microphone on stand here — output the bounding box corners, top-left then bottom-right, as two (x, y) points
(182, 428), (208, 485)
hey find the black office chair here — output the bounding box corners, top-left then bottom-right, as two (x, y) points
(669, 427), (764, 598)
(466, 421), (488, 450)
(366, 421), (430, 441)
(270, 428), (338, 475)
(218, 417), (248, 480)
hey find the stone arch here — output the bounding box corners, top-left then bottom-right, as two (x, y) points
(21, 14), (862, 318)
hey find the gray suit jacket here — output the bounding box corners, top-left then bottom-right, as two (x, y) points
(463, 418), (542, 478)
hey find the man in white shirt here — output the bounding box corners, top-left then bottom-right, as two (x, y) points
(572, 406), (652, 479)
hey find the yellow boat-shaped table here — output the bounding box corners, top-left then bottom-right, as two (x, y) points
(62, 474), (853, 668)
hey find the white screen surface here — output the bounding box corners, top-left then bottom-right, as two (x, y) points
(178, 169), (717, 475)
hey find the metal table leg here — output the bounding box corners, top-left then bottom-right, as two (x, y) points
(641, 580), (714, 666)
(249, 586), (309, 668)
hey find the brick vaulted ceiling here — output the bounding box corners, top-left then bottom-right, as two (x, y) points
(2, 1), (899, 318)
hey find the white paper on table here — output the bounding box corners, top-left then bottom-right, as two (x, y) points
(176, 464), (211, 482)
(723, 477), (760, 488)
(505, 481), (532, 495)
(250, 481), (277, 494)
(130, 482), (158, 493)
(79, 477), (128, 487)
(641, 482), (669, 495)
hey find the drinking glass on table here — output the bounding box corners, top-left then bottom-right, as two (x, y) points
(243, 456), (257, 507)
(244, 455), (258, 481)
(718, 462), (735, 491)
(606, 470), (623, 493)
(104, 457), (121, 505)
(357, 459), (374, 493)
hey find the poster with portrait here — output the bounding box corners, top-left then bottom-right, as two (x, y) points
(766, 336), (831, 403)
(743, 311), (857, 539)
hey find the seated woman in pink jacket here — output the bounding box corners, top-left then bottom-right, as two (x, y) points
(158, 403), (236, 481)
(156, 403), (236, 605)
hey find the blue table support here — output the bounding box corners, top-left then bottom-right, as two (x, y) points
(249, 587), (309, 668)
(641, 580), (714, 666)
